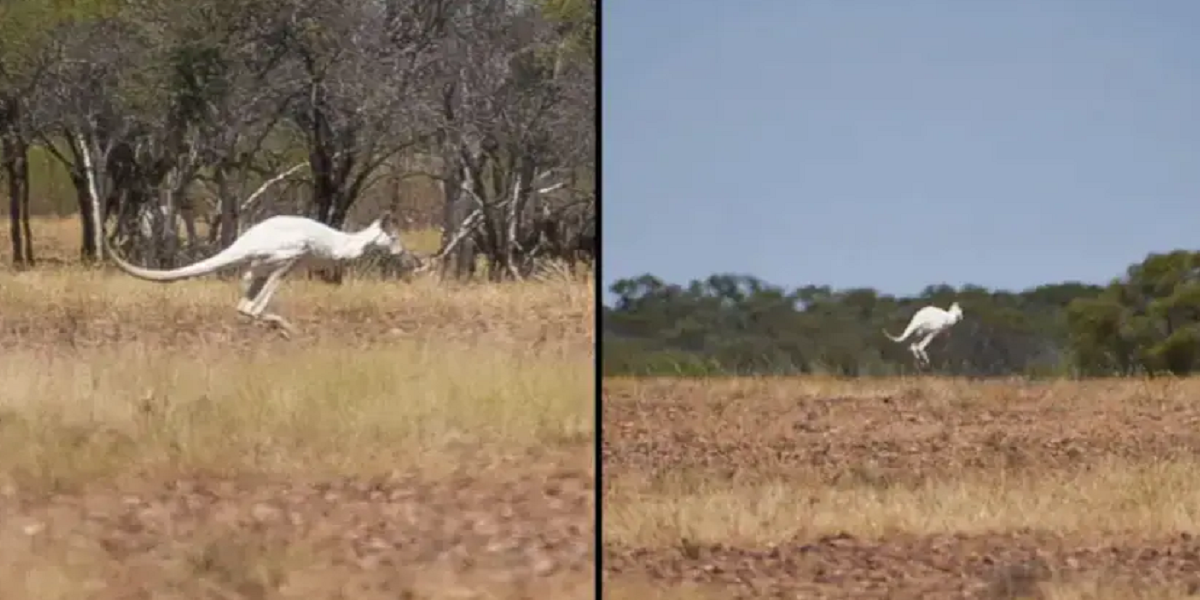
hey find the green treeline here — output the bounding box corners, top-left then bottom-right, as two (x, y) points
(602, 250), (1200, 378)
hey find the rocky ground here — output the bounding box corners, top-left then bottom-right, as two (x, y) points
(2, 459), (594, 600)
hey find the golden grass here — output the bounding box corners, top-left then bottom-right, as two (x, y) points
(0, 337), (593, 491)
(604, 457), (1200, 548)
(1038, 578), (1200, 600)
(0, 264), (593, 345)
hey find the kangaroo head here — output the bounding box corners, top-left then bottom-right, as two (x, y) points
(368, 211), (407, 256)
(948, 302), (963, 319)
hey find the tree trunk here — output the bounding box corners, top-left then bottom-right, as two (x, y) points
(20, 163), (32, 265)
(75, 135), (107, 262)
(73, 172), (98, 262)
(180, 203), (198, 248)
(504, 157), (537, 280)
(439, 158), (476, 280)
(2, 133), (32, 267)
(216, 165), (239, 248)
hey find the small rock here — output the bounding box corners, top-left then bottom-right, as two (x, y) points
(251, 503), (280, 522)
(532, 556), (557, 576)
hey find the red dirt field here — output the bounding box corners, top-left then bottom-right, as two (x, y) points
(602, 377), (1200, 599)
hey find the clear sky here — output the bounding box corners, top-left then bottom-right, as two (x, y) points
(601, 0), (1200, 304)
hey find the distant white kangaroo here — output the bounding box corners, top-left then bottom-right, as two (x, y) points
(883, 302), (963, 367)
(105, 212), (408, 338)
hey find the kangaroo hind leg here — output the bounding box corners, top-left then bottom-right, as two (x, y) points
(908, 343), (929, 368)
(244, 260), (299, 339)
(238, 268), (269, 318)
(914, 332), (939, 367)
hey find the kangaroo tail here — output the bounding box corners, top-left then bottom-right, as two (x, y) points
(883, 322), (916, 343)
(104, 236), (247, 283)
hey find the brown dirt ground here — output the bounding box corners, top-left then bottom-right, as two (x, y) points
(5, 456), (594, 600)
(602, 377), (1200, 599)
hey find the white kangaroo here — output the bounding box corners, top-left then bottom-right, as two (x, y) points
(105, 211), (408, 339)
(883, 301), (963, 367)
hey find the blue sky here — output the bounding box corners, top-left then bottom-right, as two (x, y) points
(601, 0), (1200, 304)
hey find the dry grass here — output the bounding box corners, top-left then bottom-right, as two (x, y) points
(0, 217), (596, 599)
(605, 457), (1200, 548)
(604, 376), (1200, 599)
(1037, 578), (1200, 600)
(0, 261), (593, 348)
(0, 336), (593, 491)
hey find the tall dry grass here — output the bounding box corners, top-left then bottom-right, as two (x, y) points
(605, 457), (1200, 548)
(0, 335), (593, 492)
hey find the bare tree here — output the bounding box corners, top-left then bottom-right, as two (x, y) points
(27, 2), (293, 266)
(281, 0), (441, 227)
(32, 14), (156, 262)
(0, 96), (34, 267)
(429, 0), (595, 280)
(135, 0), (301, 265)
(268, 0), (445, 282)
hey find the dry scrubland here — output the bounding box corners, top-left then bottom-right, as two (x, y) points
(604, 376), (1200, 599)
(0, 217), (595, 599)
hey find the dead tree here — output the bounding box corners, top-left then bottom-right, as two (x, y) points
(159, 2), (298, 253)
(277, 0), (443, 284)
(430, 0), (594, 281)
(33, 15), (154, 263)
(0, 2), (61, 268)
(524, 198), (594, 273)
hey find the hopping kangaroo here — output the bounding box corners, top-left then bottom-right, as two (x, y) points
(883, 301), (963, 367)
(105, 212), (407, 338)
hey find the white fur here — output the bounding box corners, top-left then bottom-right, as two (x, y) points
(883, 302), (963, 367)
(106, 212), (407, 338)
